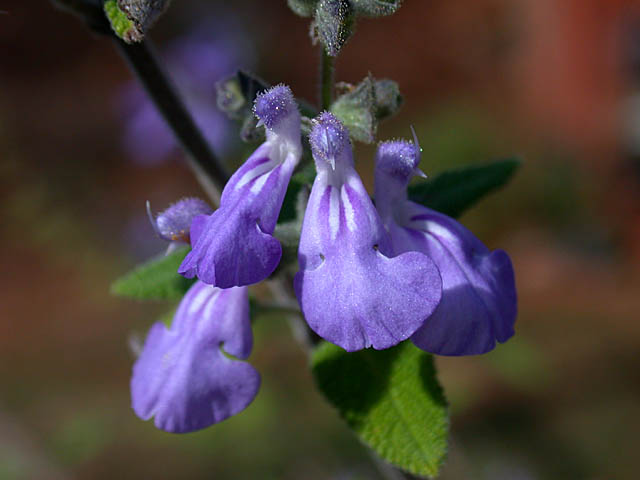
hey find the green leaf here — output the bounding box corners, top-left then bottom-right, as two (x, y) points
(111, 247), (195, 301)
(312, 341), (449, 478)
(408, 157), (521, 218)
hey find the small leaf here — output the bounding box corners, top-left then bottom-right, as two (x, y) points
(111, 247), (195, 300)
(312, 341), (449, 478)
(408, 157), (521, 218)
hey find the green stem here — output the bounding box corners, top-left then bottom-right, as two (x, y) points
(114, 40), (227, 203)
(320, 49), (335, 111)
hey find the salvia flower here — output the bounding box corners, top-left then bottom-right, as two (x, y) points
(374, 139), (517, 355)
(148, 197), (213, 246)
(131, 281), (260, 433)
(179, 85), (302, 288)
(294, 113), (442, 352)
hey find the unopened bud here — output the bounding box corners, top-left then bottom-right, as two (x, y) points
(351, 0), (402, 17)
(287, 0), (319, 17)
(105, 0), (171, 43)
(148, 198), (212, 244)
(373, 78), (403, 120)
(216, 70), (269, 120)
(314, 0), (354, 57)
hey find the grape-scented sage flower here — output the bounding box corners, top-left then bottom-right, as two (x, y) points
(131, 281), (260, 433)
(179, 85), (302, 288)
(147, 197), (213, 253)
(294, 113), (442, 352)
(374, 139), (517, 355)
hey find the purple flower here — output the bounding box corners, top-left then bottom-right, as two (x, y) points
(148, 197), (213, 244)
(178, 85), (302, 288)
(294, 113), (442, 352)
(131, 281), (260, 433)
(118, 18), (255, 165)
(374, 139), (517, 356)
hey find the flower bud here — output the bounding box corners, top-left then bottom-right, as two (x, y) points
(351, 0), (402, 17)
(315, 0), (354, 57)
(116, 0), (171, 42)
(374, 78), (403, 120)
(287, 0), (319, 17)
(216, 71), (270, 143)
(149, 197), (213, 244)
(216, 71), (269, 120)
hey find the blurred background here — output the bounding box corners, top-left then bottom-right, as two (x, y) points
(2, 0), (640, 478)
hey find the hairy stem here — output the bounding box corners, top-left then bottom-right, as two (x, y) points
(114, 40), (227, 203)
(320, 49), (335, 111)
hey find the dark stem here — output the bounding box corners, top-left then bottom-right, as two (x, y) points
(320, 48), (335, 111)
(114, 39), (228, 203)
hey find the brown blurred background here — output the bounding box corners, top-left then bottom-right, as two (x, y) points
(2, 0), (640, 479)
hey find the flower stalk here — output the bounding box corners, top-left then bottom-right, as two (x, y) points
(320, 48), (335, 110)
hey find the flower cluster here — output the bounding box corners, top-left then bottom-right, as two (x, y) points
(132, 85), (517, 432)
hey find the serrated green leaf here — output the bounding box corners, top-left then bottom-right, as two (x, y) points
(111, 247), (195, 300)
(312, 341), (449, 478)
(408, 157), (521, 218)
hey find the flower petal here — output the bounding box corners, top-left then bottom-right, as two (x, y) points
(131, 282), (259, 433)
(295, 246), (442, 352)
(393, 204), (517, 355)
(296, 113), (442, 351)
(374, 139), (517, 356)
(178, 86), (301, 287)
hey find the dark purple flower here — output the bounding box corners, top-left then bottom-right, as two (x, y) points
(179, 85), (302, 288)
(294, 113), (442, 352)
(118, 18), (255, 165)
(131, 281), (259, 433)
(374, 139), (517, 356)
